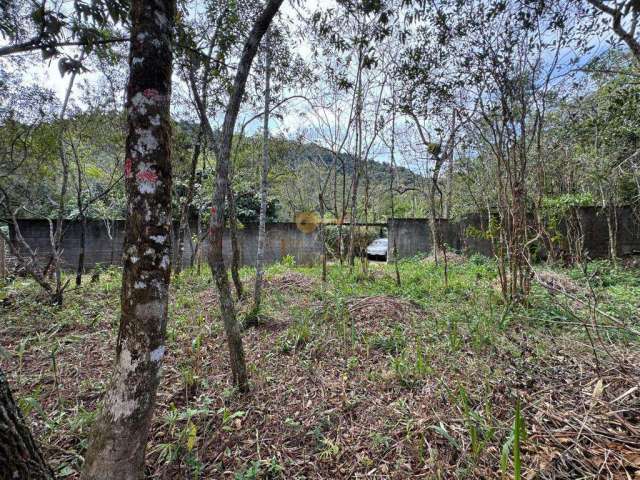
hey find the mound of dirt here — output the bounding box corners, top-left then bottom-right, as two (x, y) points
(196, 288), (220, 309)
(622, 256), (640, 269)
(535, 269), (584, 295)
(347, 295), (423, 328)
(491, 269), (584, 298)
(423, 249), (466, 265)
(265, 271), (318, 293)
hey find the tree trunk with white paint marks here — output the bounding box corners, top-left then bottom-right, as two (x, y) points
(81, 0), (175, 478)
(0, 366), (54, 480)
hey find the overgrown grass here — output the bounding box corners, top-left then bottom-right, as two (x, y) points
(1, 254), (638, 478)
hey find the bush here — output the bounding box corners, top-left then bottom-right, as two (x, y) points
(469, 253), (490, 266)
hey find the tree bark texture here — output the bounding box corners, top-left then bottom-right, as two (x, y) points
(389, 104), (401, 287)
(52, 54), (82, 302)
(174, 130), (203, 274)
(347, 105), (362, 267)
(81, 0), (175, 478)
(208, 0), (283, 392)
(227, 186), (244, 299)
(0, 366), (54, 480)
(76, 212), (87, 286)
(253, 30), (272, 310)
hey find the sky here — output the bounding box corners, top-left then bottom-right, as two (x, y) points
(2, 0), (325, 137)
(0, 0), (623, 174)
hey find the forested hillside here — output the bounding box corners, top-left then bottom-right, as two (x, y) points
(0, 113), (422, 223)
(3, 56), (639, 231)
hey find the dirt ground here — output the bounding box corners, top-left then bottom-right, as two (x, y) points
(1, 259), (639, 479)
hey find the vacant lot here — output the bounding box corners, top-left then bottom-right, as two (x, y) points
(1, 256), (639, 479)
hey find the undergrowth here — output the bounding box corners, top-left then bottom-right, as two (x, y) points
(1, 255), (638, 478)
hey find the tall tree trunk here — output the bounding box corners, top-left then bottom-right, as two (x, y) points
(81, 0), (175, 477)
(227, 186), (243, 299)
(253, 30), (271, 311)
(185, 23), (246, 300)
(362, 139), (369, 275)
(428, 175), (441, 266)
(348, 170), (360, 268)
(185, 222), (194, 267)
(53, 51), (83, 302)
(332, 156), (342, 264)
(339, 156), (346, 265)
(443, 148), (454, 219)
(0, 234), (5, 281)
(194, 208), (202, 272)
(511, 181), (529, 298)
(74, 146), (86, 286)
(194, 150), (208, 272)
(348, 84), (363, 269)
(53, 142), (69, 301)
(208, 0), (283, 392)
(607, 204), (617, 265)
(320, 192), (327, 282)
(389, 101), (401, 287)
(76, 211), (87, 286)
(175, 131), (203, 275)
(110, 220), (118, 265)
(0, 366), (54, 480)
(600, 185), (618, 266)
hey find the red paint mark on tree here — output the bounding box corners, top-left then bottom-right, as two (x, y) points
(124, 158), (133, 178)
(143, 88), (161, 100)
(210, 206), (217, 216)
(137, 169), (159, 183)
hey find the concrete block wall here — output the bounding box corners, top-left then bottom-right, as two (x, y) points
(616, 207), (640, 256)
(387, 207), (640, 260)
(8, 206), (640, 272)
(11, 219), (322, 272)
(387, 217), (492, 260)
(387, 218), (431, 259)
(197, 222), (322, 267)
(577, 206), (640, 258)
(456, 214), (494, 257)
(10, 219), (124, 270)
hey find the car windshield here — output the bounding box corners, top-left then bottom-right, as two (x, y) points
(372, 239), (387, 245)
